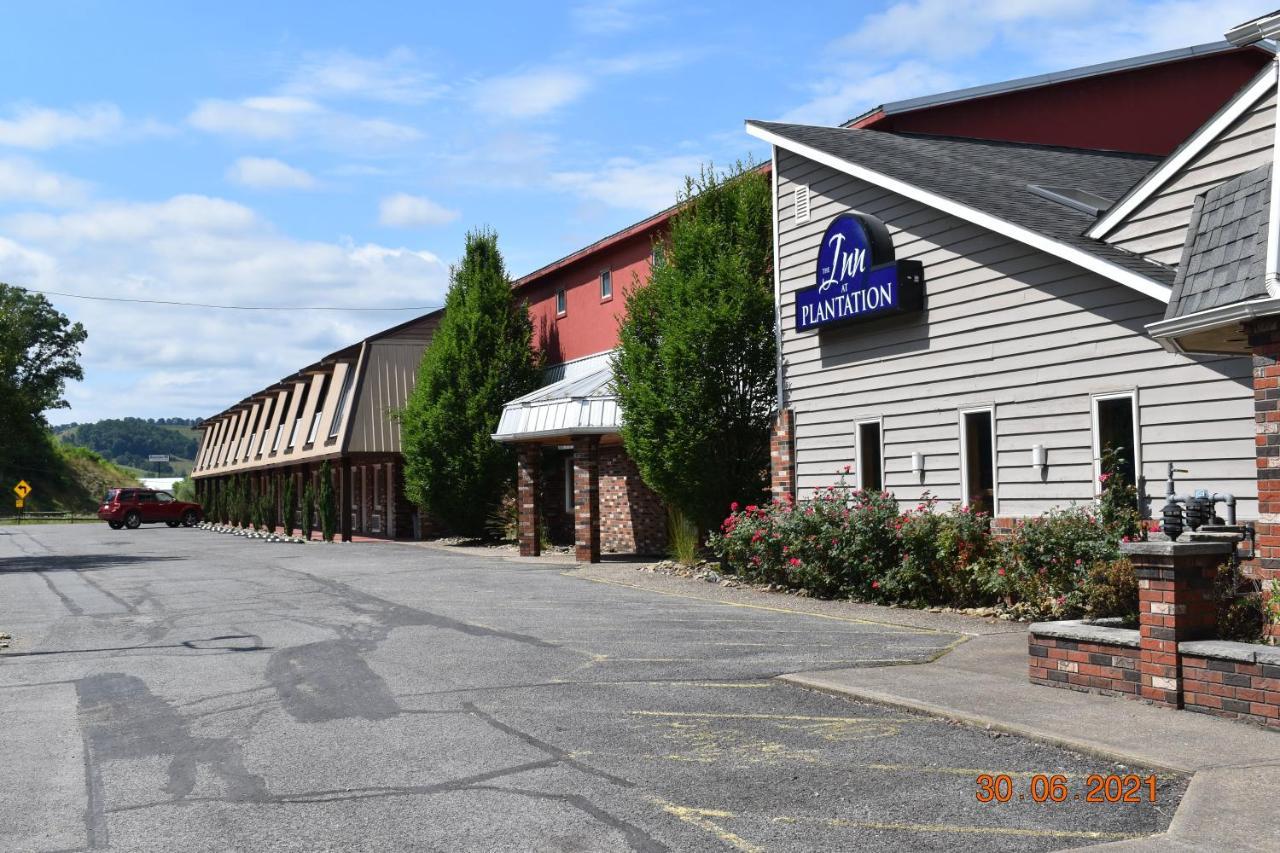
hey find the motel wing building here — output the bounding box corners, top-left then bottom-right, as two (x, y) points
(190, 312), (441, 541)
(747, 40), (1278, 536)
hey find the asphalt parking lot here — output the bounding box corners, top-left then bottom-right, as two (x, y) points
(0, 524), (1185, 852)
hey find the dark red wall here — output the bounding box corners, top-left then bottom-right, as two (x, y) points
(855, 50), (1271, 155)
(520, 227), (663, 365)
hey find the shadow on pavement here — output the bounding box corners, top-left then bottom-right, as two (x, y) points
(0, 554), (184, 574)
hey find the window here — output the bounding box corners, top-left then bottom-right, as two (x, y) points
(257, 400), (275, 455)
(1093, 391), (1139, 497)
(288, 418), (302, 449)
(272, 423), (285, 452)
(556, 287), (567, 315)
(960, 407), (996, 516)
(857, 420), (883, 492)
(651, 245), (665, 268)
(306, 410), (323, 445)
(600, 269), (612, 300)
(156, 492), (174, 503)
(564, 457), (574, 513)
(328, 367), (355, 439)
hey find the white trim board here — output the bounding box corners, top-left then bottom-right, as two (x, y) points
(748, 124), (1172, 304)
(1087, 66), (1276, 240)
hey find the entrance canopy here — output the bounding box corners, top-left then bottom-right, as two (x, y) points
(493, 350), (620, 442)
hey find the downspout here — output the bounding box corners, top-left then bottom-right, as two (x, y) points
(1267, 53), (1280, 297)
(770, 145), (786, 410)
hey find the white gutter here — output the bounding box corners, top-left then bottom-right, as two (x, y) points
(769, 144), (786, 410)
(1145, 295), (1280, 352)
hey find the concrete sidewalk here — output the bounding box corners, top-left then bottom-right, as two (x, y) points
(783, 632), (1280, 852)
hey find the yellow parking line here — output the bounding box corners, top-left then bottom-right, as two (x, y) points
(655, 801), (764, 853)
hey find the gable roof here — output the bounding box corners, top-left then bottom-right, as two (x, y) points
(1165, 163), (1271, 319)
(1088, 64), (1275, 240)
(745, 121), (1174, 301)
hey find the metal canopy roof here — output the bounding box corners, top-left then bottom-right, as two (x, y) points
(493, 351), (620, 442)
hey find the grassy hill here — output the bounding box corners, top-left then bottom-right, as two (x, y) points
(2, 439), (141, 516)
(53, 417), (199, 478)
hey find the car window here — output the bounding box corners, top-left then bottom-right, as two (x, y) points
(137, 492), (157, 503)
(103, 489), (118, 502)
(156, 492), (174, 503)
(119, 490), (134, 501)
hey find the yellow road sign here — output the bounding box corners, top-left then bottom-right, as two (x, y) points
(14, 498), (23, 509)
(13, 480), (31, 499)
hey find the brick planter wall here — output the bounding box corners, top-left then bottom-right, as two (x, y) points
(1180, 641), (1280, 729)
(770, 409), (794, 501)
(1029, 621), (1141, 697)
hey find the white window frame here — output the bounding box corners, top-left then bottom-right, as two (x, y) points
(854, 417), (884, 492)
(958, 404), (998, 515)
(328, 367), (354, 439)
(1091, 389), (1141, 498)
(272, 422), (285, 452)
(556, 287), (567, 316)
(306, 409), (324, 445)
(599, 269), (613, 301)
(288, 417), (302, 449)
(244, 433), (255, 461)
(564, 456), (574, 513)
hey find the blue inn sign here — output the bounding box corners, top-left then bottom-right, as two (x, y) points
(795, 213), (924, 332)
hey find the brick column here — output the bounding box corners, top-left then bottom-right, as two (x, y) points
(1123, 541), (1233, 707)
(573, 435), (601, 563)
(1247, 317), (1280, 583)
(770, 408), (795, 502)
(517, 445), (541, 557)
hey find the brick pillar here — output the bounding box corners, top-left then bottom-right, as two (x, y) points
(573, 435), (601, 563)
(770, 408), (795, 502)
(339, 460), (352, 542)
(517, 445), (541, 557)
(386, 462), (396, 540)
(1123, 541), (1233, 707)
(1247, 317), (1280, 583)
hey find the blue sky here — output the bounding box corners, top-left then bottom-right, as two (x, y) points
(0, 0), (1270, 423)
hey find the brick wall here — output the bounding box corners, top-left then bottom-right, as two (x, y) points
(1182, 649), (1280, 729)
(770, 408), (794, 502)
(1247, 316), (1280, 583)
(599, 446), (666, 555)
(1029, 633), (1141, 698)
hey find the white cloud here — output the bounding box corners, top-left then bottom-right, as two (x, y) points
(570, 0), (647, 34)
(283, 47), (445, 104)
(226, 156), (317, 190)
(0, 157), (90, 205)
(188, 97), (420, 148)
(0, 102), (124, 149)
(780, 60), (963, 126)
(473, 69), (592, 119)
(550, 154), (703, 212)
(378, 192), (459, 227)
(7, 195), (450, 422)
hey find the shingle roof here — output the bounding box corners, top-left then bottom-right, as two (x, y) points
(1165, 163), (1271, 319)
(747, 122), (1175, 287)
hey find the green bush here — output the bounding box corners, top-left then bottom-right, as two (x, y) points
(1215, 562), (1267, 643)
(886, 498), (994, 607)
(1082, 558), (1138, 625)
(301, 480), (315, 540)
(317, 461), (336, 543)
(281, 476), (296, 537)
(667, 506), (700, 565)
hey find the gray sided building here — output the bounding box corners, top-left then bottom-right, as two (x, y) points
(746, 61), (1278, 529)
(190, 311), (442, 540)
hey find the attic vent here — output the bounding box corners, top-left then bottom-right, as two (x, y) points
(1026, 184), (1113, 217)
(794, 184), (811, 223)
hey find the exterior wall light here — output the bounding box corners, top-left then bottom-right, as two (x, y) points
(1031, 444), (1046, 470)
(911, 451), (924, 481)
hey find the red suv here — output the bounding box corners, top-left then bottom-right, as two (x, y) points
(99, 489), (202, 530)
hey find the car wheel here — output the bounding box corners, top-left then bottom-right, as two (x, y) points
(181, 510), (198, 527)
(108, 520), (123, 530)
(124, 511), (142, 530)
(166, 521), (180, 528)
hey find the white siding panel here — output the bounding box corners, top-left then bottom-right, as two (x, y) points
(1105, 89), (1275, 267)
(776, 151), (1256, 519)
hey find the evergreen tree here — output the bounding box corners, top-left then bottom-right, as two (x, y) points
(614, 162), (775, 534)
(317, 461), (336, 542)
(400, 228), (540, 535)
(281, 476), (296, 537)
(302, 480), (316, 540)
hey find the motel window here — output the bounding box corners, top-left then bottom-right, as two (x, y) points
(556, 287), (567, 315)
(960, 408), (996, 517)
(245, 433), (255, 461)
(600, 269), (612, 301)
(306, 410), (324, 445)
(857, 420), (883, 492)
(1093, 392), (1139, 497)
(564, 457), (574, 513)
(652, 245), (665, 269)
(257, 400), (275, 455)
(272, 423), (284, 452)
(329, 367), (354, 439)
(288, 418), (302, 449)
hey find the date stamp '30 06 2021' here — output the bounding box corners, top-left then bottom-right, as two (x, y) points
(976, 774), (1159, 804)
